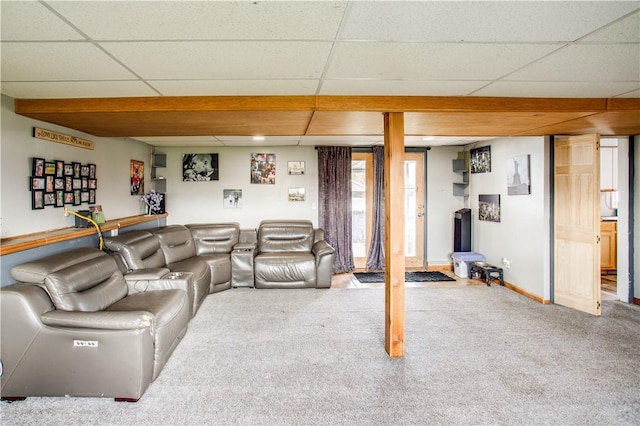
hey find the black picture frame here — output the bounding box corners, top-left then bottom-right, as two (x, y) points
(55, 160), (65, 178)
(73, 178), (81, 190)
(81, 165), (90, 177)
(31, 177), (45, 190)
(88, 164), (96, 179)
(64, 163), (73, 176)
(55, 190), (64, 207)
(64, 192), (74, 205)
(82, 177), (88, 190)
(81, 191), (89, 203)
(65, 176), (73, 191)
(44, 192), (56, 206)
(89, 189), (96, 204)
(45, 175), (54, 192)
(32, 158), (45, 177)
(54, 178), (64, 190)
(88, 179), (97, 189)
(73, 162), (81, 178)
(44, 161), (56, 175)
(73, 189), (81, 206)
(32, 190), (44, 209)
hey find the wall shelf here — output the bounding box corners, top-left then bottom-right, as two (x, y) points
(151, 153), (167, 192)
(452, 152), (469, 197)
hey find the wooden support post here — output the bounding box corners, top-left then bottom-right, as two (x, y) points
(384, 112), (405, 357)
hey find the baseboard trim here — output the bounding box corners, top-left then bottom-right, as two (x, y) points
(503, 280), (550, 305)
(427, 264), (453, 271)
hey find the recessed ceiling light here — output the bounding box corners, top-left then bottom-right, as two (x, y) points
(253, 136), (265, 141)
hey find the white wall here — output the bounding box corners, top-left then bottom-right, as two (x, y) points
(468, 137), (549, 299)
(0, 95), (151, 238)
(154, 146), (319, 228)
(426, 146), (467, 266)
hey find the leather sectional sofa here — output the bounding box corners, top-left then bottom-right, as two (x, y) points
(0, 220), (334, 402)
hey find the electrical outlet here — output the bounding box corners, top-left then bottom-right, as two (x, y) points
(501, 257), (511, 269)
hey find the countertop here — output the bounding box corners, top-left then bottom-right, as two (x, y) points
(601, 216), (618, 221)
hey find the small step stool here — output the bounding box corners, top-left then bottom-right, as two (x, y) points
(470, 262), (504, 287)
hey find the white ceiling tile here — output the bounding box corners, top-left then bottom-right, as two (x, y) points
(1, 1), (84, 41)
(0, 81), (158, 99)
(505, 44), (640, 82)
(48, 1), (347, 40)
(150, 80), (319, 96)
(581, 10), (640, 42)
(343, 1), (639, 42)
(102, 41), (333, 80)
(319, 79), (489, 96)
(326, 42), (561, 80)
(1, 42), (137, 81)
(474, 81), (640, 98)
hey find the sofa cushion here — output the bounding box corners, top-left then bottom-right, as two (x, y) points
(167, 257), (211, 313)
(257, 220), (314, 253)
(187, 223), (239, 255)
(153, 225), (197, 264)
(254, 252), (316, 288)
(104, 230), (165, 270)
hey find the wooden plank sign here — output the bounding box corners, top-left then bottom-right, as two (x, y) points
(33, 127), (94, 150)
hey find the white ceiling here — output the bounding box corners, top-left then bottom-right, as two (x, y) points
(1, 0), (639, 147)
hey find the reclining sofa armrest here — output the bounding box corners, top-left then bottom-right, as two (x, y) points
(312, 240), (334, 258)
(41, 310), (153, 330)
(233, 242), (257, 251)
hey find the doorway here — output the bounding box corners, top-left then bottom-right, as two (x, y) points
(352, 151), (425, 270)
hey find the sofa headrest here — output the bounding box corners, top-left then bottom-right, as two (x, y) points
(104, 230), (165, 270)
(186, 223), (240, 255)
(11, 248), (128, 312)
(11, 247), (106, 284)
(257, 220), (314, 253)
(152, 225), (197, 264)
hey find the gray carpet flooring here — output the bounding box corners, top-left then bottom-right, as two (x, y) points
(2, 286), (639, 425)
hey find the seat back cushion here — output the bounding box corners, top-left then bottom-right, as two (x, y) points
(12, 248), (127, 312)
(257, 220), (314, 253)
(104, 230), (166, 270)
(153, 225), (197, 264)
(187, 223), (240, 255)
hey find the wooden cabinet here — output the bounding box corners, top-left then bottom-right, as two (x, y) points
(600, 221), (617, 272)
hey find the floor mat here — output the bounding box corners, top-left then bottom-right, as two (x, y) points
(353, 271), (455, 283)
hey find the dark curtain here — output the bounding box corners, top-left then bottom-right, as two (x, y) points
(318, 146), (354, 274)
(366, 145), (386, 271)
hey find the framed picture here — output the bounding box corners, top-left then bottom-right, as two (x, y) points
(64, 192), (74, 205)
(73, 189), (81, 206)
(45, 175), (54, 192)
(130, 160), (144, 195)
(288, 187), (306, 202)
(44, 192), (56, 206)
(88, 179), (97, 189)
(470, 146), (491, 174)
(73, 178), (82, 190)
(54, 178), (64, 190)
(479, 194), (501, 222)
(32, 190), (44, 209)
(64, 163), (73, 176)
(55, 190), (64, 207)
(44, 161), (56, 175)
(81, 191), (89, 203)
(507, 154), (531, 195)
(31, 177), (45, 190)
(89, 163), (96, 179)
(223, 189), (242, 209)
(32, 158), (45, 177)
(89, 189), (96, 204)
(80, 165), (90, 177)
(287, 161), (305, 175)
(73, 162), (81, 178)
(182, 153), (219, 181)
(55, 160), (65, 177)
(65, 176), (73, 191)
(250, 153), (276, 184)
(82, 177), (88, 190)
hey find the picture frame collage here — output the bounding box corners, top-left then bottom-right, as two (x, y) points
(30, 157), (97, 210)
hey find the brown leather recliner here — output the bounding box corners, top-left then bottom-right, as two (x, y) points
(0, 247), (190, 401)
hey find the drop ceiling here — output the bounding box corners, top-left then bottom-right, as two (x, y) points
(1, 1), (639, 147)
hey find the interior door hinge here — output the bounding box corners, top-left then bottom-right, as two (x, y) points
(597, 300), (601, 310)
(597, 235), (601, 244)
